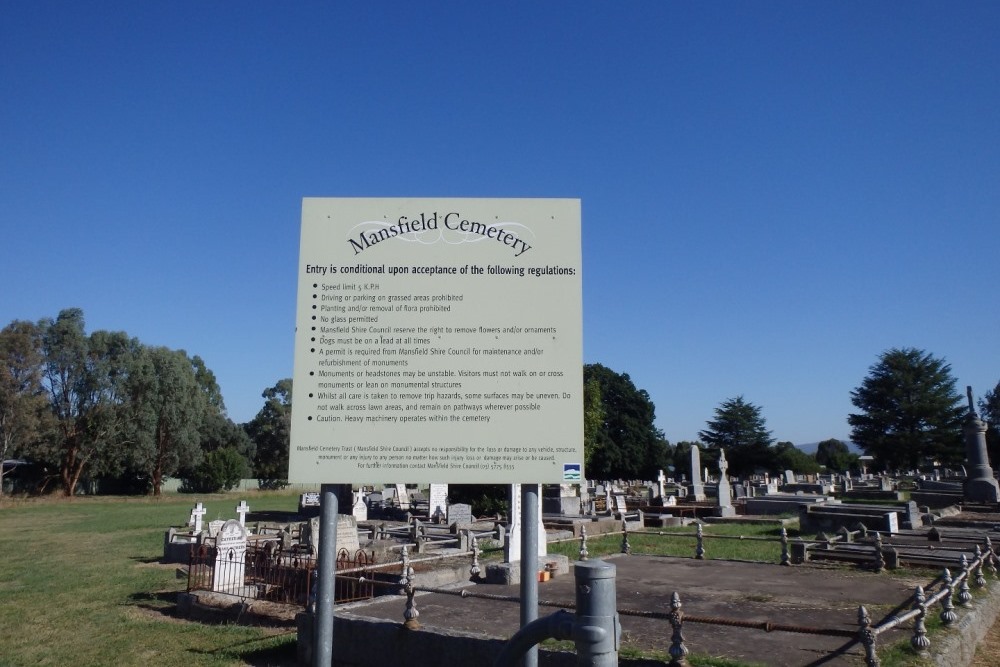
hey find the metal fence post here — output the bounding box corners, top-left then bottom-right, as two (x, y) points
(579, 525), (589, 561)
(910, 586), (930, 656)
(857, 605), (879, 667)
(470, 535), (481, 580)
(780, 527), (790, 566)
(940, 568), (957, 626)
(975, 545), (987, 587)
(620, 520), (631, 555)
(695, 523), (705, 560)
(667, 591), (688, 667)
(403, 566), (420, 629)
(958, 555), (973, 607)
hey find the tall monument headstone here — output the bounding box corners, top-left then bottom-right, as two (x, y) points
(963, 386), (1000, 503)
(689, 445), (706, 501)
(716, 449), (735, 517)
(505, 483), (547, 563)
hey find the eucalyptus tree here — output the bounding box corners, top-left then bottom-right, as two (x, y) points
(246, 378), (292, 487)
(126, 346), (207, 495)
(0, 320), (50, 494)
(39, 309), (139, 495)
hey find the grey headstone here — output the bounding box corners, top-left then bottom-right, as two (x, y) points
(447, 502), (473, 528)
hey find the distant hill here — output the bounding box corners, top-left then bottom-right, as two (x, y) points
(795, 440), (862, 455)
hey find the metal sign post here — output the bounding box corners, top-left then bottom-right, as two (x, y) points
(314, 485), (339, 667)
(520, 483), (539, 667)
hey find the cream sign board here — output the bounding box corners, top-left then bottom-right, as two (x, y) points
(289, 198), (583, 484)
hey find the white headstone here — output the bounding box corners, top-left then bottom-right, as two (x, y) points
(614, 494), (628, 514)
(656, 470), (667, 498)
(352, 490), (368, 522)
(689, 446), (706, 501)
(212, 519), (248, 592)
(428, 483), (448, 522)
(505, 483), (547, 563)
(395, 483), (410, 510)
(716, 449), (735, 517)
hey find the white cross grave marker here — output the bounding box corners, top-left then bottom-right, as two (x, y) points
(236, 500), (249, 527)
(190, 502), (207, 533)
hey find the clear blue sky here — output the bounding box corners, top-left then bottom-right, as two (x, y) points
(3, 2), (998, 446)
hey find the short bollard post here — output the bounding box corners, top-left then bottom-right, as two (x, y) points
(579, 526), (589, 561)
(940, 568), (958, 626)
(695, 523), (705, 560)
(857, 605), (880, 667)
(667, 591), (689, 667)
(620, 520), (631, 555)
(470, 535), (481, 580)
(910, 586), (930, 655)
(958, 555), (972, 607)
(574, 559), (620, 666)
(780, 527), (790, 566)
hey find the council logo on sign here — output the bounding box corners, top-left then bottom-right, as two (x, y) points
(563, 463), (581, 482)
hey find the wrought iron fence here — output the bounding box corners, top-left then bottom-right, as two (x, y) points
(187, 543), (382, 607)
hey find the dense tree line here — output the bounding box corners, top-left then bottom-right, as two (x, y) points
(4, 310), (986, 496)
(0, 309), (254, 496)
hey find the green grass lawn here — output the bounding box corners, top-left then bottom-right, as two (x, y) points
(548, 522), (798, 563)
(0, 492), (302, 667)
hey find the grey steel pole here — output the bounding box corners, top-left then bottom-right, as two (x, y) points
(520, 483), (539, 667)
(314, 485), (339, 667)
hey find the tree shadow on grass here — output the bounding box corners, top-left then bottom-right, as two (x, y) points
(187, 632), (299, 667)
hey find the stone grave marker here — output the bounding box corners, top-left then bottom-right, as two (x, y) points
(352, 490), (368, 522)
(783, 470), (796, 485)
(207, 519), (225, 538)
(447, 502), (473, 528)
(337, 514), (361, 553)
(298, 492), (321, 515)
(236, 500), (249, 527)
(429, 483), (448, 522)
(212, 519), (248, 593)
(690, 445), (706, 501)
(189, 502), (207, 533)
(505, 483), (547, 563)
(395, 483), (410, 510)
(614, 494), (628, 514)
(717, 449), (735, 517)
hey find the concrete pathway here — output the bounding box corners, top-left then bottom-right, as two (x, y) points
(338, 555), (936, 666)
